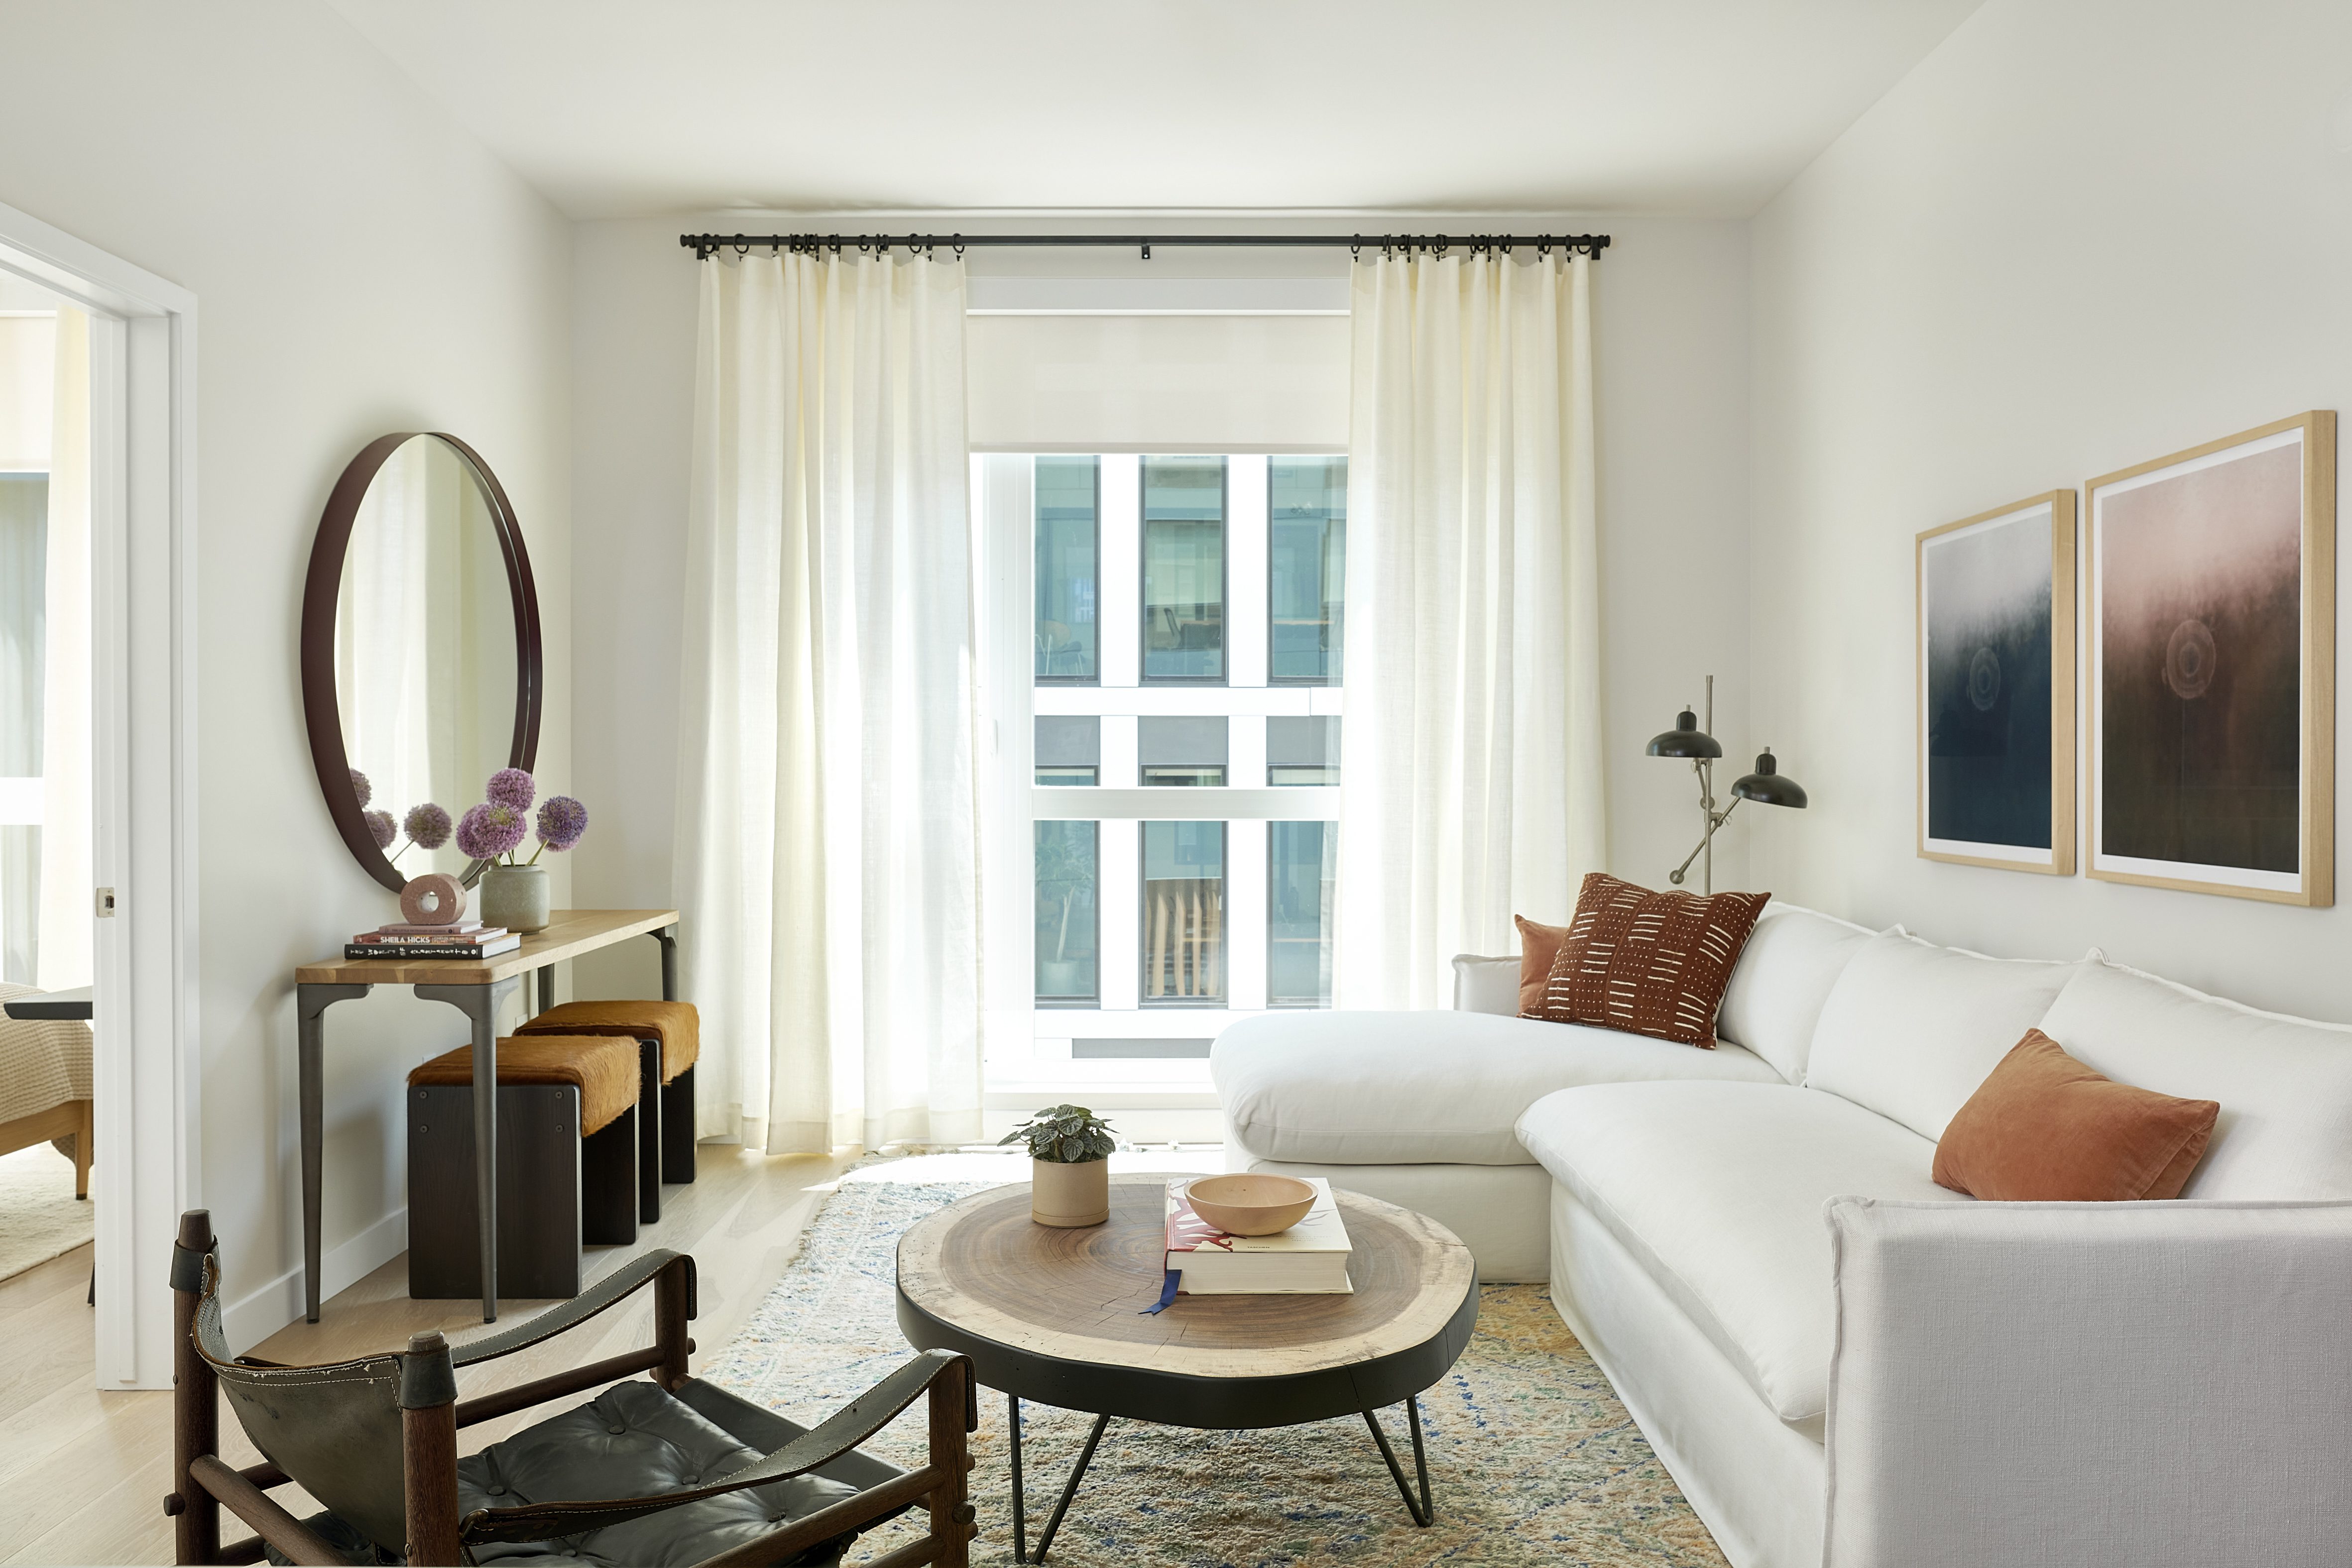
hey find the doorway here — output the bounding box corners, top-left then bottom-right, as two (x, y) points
(0, 198), (198, 1389)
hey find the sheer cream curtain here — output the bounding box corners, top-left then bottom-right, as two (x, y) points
(1334, 250), (1605, 1009)
(675, 248), (981, 1154)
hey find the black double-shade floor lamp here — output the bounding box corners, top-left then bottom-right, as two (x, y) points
(1646, 675), (1807, 896)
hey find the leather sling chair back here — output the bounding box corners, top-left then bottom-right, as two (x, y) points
(163, 1211), (977, 1568)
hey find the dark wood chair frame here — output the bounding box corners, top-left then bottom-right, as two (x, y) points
(165, 1211), (978, 1568)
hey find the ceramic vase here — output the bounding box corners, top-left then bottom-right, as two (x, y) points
(1031, 1156), (1109, 1227)
(478, 864), (550, 933)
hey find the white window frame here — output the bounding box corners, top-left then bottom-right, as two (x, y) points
(975, 451), (1343, 1120)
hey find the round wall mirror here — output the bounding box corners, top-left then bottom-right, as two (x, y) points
(301, 432), (542, 892)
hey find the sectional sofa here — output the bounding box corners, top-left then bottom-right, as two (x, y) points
(1210, 902), (2352, 1568)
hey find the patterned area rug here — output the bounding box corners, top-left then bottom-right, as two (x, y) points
(703, 1171), (1727, 1567)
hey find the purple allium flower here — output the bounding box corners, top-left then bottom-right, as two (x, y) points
(350, 768), (372, 808)
(403, 802), (453, 850)
(455, 801), (528, 862)
(485, 768), (537, 811)
(535, 795), (588, 852)
(364, 809), (397, 849)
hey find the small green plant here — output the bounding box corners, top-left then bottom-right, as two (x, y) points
(1000, 1104), (1115, 1164)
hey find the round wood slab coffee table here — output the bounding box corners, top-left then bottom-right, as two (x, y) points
(896, 1174), (1479, 1562)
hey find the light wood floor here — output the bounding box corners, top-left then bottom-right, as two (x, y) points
(0, 1145), (859, 1566)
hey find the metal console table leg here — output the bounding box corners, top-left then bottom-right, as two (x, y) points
(650, 923), (679, 1002)
(416, 976), (520, 1322)
(295, 982), (369, 1324)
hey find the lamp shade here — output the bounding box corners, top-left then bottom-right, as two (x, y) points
(1731, 748), (1807, 809)
(1645, 707), (1723, 760)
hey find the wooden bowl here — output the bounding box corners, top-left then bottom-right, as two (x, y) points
(1183, 1173), (1317, 1236)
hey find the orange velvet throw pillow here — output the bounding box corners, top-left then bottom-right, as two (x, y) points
(1932, 1030), (2220, 1201)
(1514, 914), (1567, 1017)
(1538, 872), (1769, 1047)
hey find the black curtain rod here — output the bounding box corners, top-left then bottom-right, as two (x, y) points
(680, 231), (1610, 261)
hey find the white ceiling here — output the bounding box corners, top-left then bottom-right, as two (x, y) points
(326, 0), (1984, 222)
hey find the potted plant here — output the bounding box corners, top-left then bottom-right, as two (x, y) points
(455, 769), (588, 934)
(1001, 1104), (1116, 1227)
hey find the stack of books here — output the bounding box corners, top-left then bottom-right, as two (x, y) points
(1161, 1176), (1353, 1295)
(345, 921), (521, 960)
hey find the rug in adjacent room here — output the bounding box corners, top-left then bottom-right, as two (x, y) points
(703, 1170), (1728, 1567)
(0, 1142), (94, 1282)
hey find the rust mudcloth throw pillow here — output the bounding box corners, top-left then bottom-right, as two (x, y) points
(1539, 872), (1770, 1047)
(1514, 914), (1568, 1017)
(1934, 1029), (2220, 1201)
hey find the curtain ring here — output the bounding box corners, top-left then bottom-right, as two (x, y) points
(1350, 235), (1361, 259)
(952, 234), (965, 258)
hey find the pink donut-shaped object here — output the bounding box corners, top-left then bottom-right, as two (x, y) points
(399, 873), (466, 927)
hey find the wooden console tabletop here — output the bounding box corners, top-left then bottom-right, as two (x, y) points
(297, 907), (679, 986)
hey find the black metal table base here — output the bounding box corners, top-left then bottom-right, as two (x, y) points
(1006, 1390), (1433, 1563)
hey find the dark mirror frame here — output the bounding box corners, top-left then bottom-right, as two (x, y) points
(300, 432), (543, 893)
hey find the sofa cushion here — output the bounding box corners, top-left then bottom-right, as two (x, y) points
(1803, 933), (2076, 1141)
(2036, 957), (2352, 1199)
(1517, 1081), (1953, 1427)
(1213, 1009), (1783, 1165)
(1713, 902), (1873, 1082)
(1931, 1029), (2220, 1201)
(1451, 953), (1522, 1016)
(1538, 873), (1769, 1047)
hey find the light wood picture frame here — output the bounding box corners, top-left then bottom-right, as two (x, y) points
(1916, 491), (2077, 874)
(2085, 411), (2335, 906)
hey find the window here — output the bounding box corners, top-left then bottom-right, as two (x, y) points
(982, 451), (1343, 1082)
(1269, 457), (1345, 684)
(1035, 456), (1098, 682)
(1268, 821), (1335, 1007)
(1034, 820), (1098, 1005)
(1140, 457), (1225, 682)
(1142, 821), (1224, 1004)
(1268, 716), (1340, 787)
(1139, 716), (1226, 787)
(1035, 716), (1099, 785)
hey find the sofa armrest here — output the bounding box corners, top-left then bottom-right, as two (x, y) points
(1451, 953), (1520, 1015)
(1823, 1196), (2352, 1568)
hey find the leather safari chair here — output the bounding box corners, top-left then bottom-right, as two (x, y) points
(164, 1211), (976, 1567)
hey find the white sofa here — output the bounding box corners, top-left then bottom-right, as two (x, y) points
(1211, 903), (2352, 1568)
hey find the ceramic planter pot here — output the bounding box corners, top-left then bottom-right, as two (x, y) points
(478, 864), (550, 933)
(1031, 1156), (1109, 1227)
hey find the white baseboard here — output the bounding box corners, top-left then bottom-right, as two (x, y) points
(221, 1206), (408, 1354)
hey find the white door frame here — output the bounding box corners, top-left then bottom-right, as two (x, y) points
(0, 198), (200, 1390)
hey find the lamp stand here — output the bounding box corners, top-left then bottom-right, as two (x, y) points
(1667, 675), (1737, 896)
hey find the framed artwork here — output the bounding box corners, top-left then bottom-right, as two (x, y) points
(1917, 491), (2077, 873)
(2086, 411), (2336, 905)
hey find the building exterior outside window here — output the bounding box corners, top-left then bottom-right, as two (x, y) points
(1035, 820), (1099, 1006)
(1142, 821), (1224, 1004)
(1035, 715), (1100, 785)
(1269, 456), (1345, 685)
(1139, 716), (1227, 787)
(1141, 456), (1225, 682)
(1035, 456), (1099, 682)
(1268, 820), (1335, 1007)
(1267, 716), (1340, 787)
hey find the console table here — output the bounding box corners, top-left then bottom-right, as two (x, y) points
(293, 907), (680, 1324)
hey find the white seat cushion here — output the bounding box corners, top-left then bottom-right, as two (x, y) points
(1517, 1081), (1954, 1427)
(1212, 1009), (1783, 1165)
(2037, 957), (2352, 1199)
(1713, 901), (1874, 1082)
(1804, 932), (2077, 1141)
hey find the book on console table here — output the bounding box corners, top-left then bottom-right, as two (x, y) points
(344, 934), (520, 960)
(1163, 1176), (1352, 1295)
(358, 922), (504, 939)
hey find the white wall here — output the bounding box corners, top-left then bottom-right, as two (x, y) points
(566, 211), (1755, 978)
(1748, 0), (2352, 1020)
(0, 0), (574, 1341)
